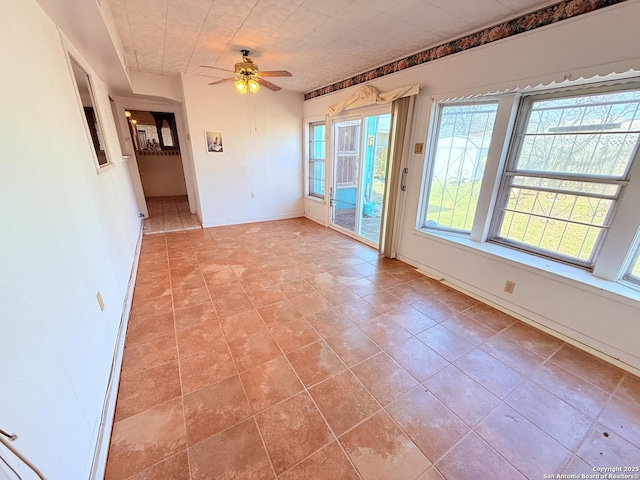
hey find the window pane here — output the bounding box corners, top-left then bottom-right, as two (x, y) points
(517, 133), (638, 177)
(628, 253), (640, 282)
(517, 90), (640, 177)
(499, 210), (602, 262)
(494, 88), (640, 266)
(309, 123), (326, 197)
(499, 183), (613, 262)
(312, 124), (325, 160)
(309, 160), (325, 197)
(335, 121), (360, 186)
(424, 102), (498, 232)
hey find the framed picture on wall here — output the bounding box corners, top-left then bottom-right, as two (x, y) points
(205, 130), (223, 153)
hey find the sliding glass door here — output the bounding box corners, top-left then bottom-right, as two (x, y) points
(330, 111), (391, 246)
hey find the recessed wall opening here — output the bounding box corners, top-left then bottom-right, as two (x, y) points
(124, 109), (201, 234)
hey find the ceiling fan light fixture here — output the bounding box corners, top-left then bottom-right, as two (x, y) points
(235, 78), (248, 93)
(248, 78), (260, 93)
(204, 50), (290, 92)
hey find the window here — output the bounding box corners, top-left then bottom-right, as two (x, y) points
(423, 102), (498, 233)
(309, 122), (326, 198)
(69, 55), (112, 168)
(624, 245), (640, 286)
(335, 121), (360, 186)
(491, 89), (640, 266)
(418, 83), (640, 289)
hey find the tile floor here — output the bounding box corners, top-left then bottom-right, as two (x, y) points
(143, 196), (201, 235)
(333, 208), (381, 245)
(105, 218), (640, 480)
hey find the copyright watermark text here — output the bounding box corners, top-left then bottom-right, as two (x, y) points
(543, 466), (640, 479)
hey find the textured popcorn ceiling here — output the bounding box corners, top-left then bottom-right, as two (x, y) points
(108, 0), (554, 93)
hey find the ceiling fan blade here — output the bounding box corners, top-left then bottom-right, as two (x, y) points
(200, 65), (235, 74)
(256, 78), (281, 91)
(208, 77), (235, 86)
(259, 70), (292, 78)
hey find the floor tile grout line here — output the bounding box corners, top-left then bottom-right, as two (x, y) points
(567, 376), (618, 466)
(316, 274), (595, 475)
(526, 356), (616, 420)
(464, 350), (605, 473)
(166, 231), (194, 480)
(166, 229), (220, 476)
(192, 233), (280, 480)
(120, 449), (188, 480)
(460, 393), (549, 478)
(225, 256), (348, 478)
(218, 238), (384, 479)
(113, 219), (640, 479)
(235, 253), (506, 473)
(269, 281), (439, 477)
(111, 232), (183, 478)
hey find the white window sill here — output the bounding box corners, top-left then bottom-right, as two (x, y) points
(97, 162), (116, 174)
(414, 227), (640, 306)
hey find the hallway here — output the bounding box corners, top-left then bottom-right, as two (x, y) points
(143, 196), (201, 235)
(106, 218), (640, 479)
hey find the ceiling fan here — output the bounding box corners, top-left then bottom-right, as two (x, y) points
(201, 50), (292, 93)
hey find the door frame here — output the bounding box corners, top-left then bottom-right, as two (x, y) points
(111, 97), (199, 221)
(328, 105), (391, 248)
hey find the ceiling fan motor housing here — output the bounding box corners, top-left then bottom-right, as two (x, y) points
(235, 61), (258, 76)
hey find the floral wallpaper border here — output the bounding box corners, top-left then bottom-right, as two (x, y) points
(304, 0), (628, 101)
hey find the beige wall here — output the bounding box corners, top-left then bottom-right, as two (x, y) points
(137, 151), (188, 197)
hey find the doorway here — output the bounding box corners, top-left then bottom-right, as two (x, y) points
(330, 111), (391, 247)
(124, 109), (200, 234)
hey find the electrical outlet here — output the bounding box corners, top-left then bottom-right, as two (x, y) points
(504, 281), (516, 294)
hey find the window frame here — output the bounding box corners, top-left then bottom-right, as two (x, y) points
(308, 121), (326, 199)
(67, 53), (115, 172)
(420, 98), (500, 236)
(488, 84), (640, 269)
(622, 237), (640, 287)
(416, 81), (640, 292)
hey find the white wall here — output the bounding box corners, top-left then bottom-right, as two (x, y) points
(180, 74), (304, 227)
(0, 0), (141, 477)
(303, 1), (640, 373)
(130, 70), (182, 103)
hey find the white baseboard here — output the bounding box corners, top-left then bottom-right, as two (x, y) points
(90, 223), (143, 479)
(201, 212), (304, 228)
(399, 254), (640, 377)
(303, 214), (327, 227)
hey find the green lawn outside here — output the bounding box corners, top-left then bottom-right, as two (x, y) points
(426, 180), (609, 262)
